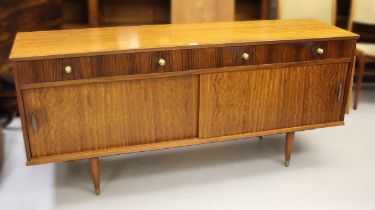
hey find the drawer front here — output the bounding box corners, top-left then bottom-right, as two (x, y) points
(16, 39), (355, 84)
(222, 40), (355, 65)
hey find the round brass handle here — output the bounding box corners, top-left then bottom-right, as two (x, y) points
(159, 58), (166, 66)
(64, 66), (72, 74)
(242, 53), (250, 60)
(316, 48), (324, 55)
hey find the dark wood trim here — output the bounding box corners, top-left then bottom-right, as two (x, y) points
(87, 0), (99, 27)
(19, 58), (352, 90)
(0, 90), (17, 98)
(16, 40), (356, 85)
(260, 0), (271, 20)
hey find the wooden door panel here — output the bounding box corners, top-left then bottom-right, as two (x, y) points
(199, 63), (348, 138)
(23, 76), (199, 157)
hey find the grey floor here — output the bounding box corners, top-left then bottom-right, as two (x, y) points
(1, 86), (375, 210)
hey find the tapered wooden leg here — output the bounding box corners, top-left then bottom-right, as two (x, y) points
(284, 132), (295, 167)
(89, 157), (100, 195)
(354, 56), (365, 110)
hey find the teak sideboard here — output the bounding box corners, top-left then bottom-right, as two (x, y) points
(10, 19), (358, 195)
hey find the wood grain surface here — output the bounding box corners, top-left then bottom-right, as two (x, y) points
(89, 157), (100, 195)
(171, 0), (234, 23)
(10, 20), (357, 167)
(0, 0), (62, 77)
(15, 40), (355, 84)
(199, 63), (348, 138)
(284, 132), (295, 167)
(17, 58), (352, 90)
(22, 75), (199, 157)
(10, 19), (359, 61)
(26, 121), (344, 165)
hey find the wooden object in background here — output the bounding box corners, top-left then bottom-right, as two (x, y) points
(260, 0), (271, 19)
(87, 0), (99, 27)
(102, 0), (170, 26)
(171, 0), (235, 23)
(10, 19), (358, 194)
(0, 0), (62, 78)
(0, 0), (62, 127)
(62, 0), (171, 27)
(62, 0), (271, 27)
(336, 0), (351, 28)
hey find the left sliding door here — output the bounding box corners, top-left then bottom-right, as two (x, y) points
(22, 75), (199, 158)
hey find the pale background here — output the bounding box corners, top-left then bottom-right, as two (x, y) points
(1, 86), (374, 210)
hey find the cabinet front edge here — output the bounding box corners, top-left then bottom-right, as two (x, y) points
(26, 121), (344, 166)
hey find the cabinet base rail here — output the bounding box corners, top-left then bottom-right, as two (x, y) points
(27, 121), (342, 166)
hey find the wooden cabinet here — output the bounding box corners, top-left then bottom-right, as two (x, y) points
(10, 19), (358, 195)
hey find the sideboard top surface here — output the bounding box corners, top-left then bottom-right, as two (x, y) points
(10, 19), (358, 61)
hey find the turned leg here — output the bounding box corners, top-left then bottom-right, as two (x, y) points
(354, 55), (365, 110)
(284, 132), (295, 167)
(89, 157), (100, 195)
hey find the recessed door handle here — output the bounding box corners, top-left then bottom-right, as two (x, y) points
(337, 83), (343, 102)
(31, 114), (38, 132)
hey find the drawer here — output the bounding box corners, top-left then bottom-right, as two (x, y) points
(222, 40), (355, 65)
(16, 39), (355, 84)
(16, 51), (189, 84)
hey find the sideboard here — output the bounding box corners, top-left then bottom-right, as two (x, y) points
(10, 19), (358, 195)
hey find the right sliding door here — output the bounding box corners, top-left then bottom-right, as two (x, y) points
(199, 63), (349, 138)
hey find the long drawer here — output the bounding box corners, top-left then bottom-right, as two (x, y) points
(15, 39), (355, 84)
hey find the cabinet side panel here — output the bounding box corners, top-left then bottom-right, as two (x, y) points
(22, 75), (199, 157)
(12, 63), (32, 160)
(340, 42), (357, 120)
(199, 63), (348, 138)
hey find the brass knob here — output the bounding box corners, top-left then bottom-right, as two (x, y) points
(316, 48), (324, 55)
(159, 58), (166, 66)
(64, 66), (72, 74)
(242, 53), (250, 60)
